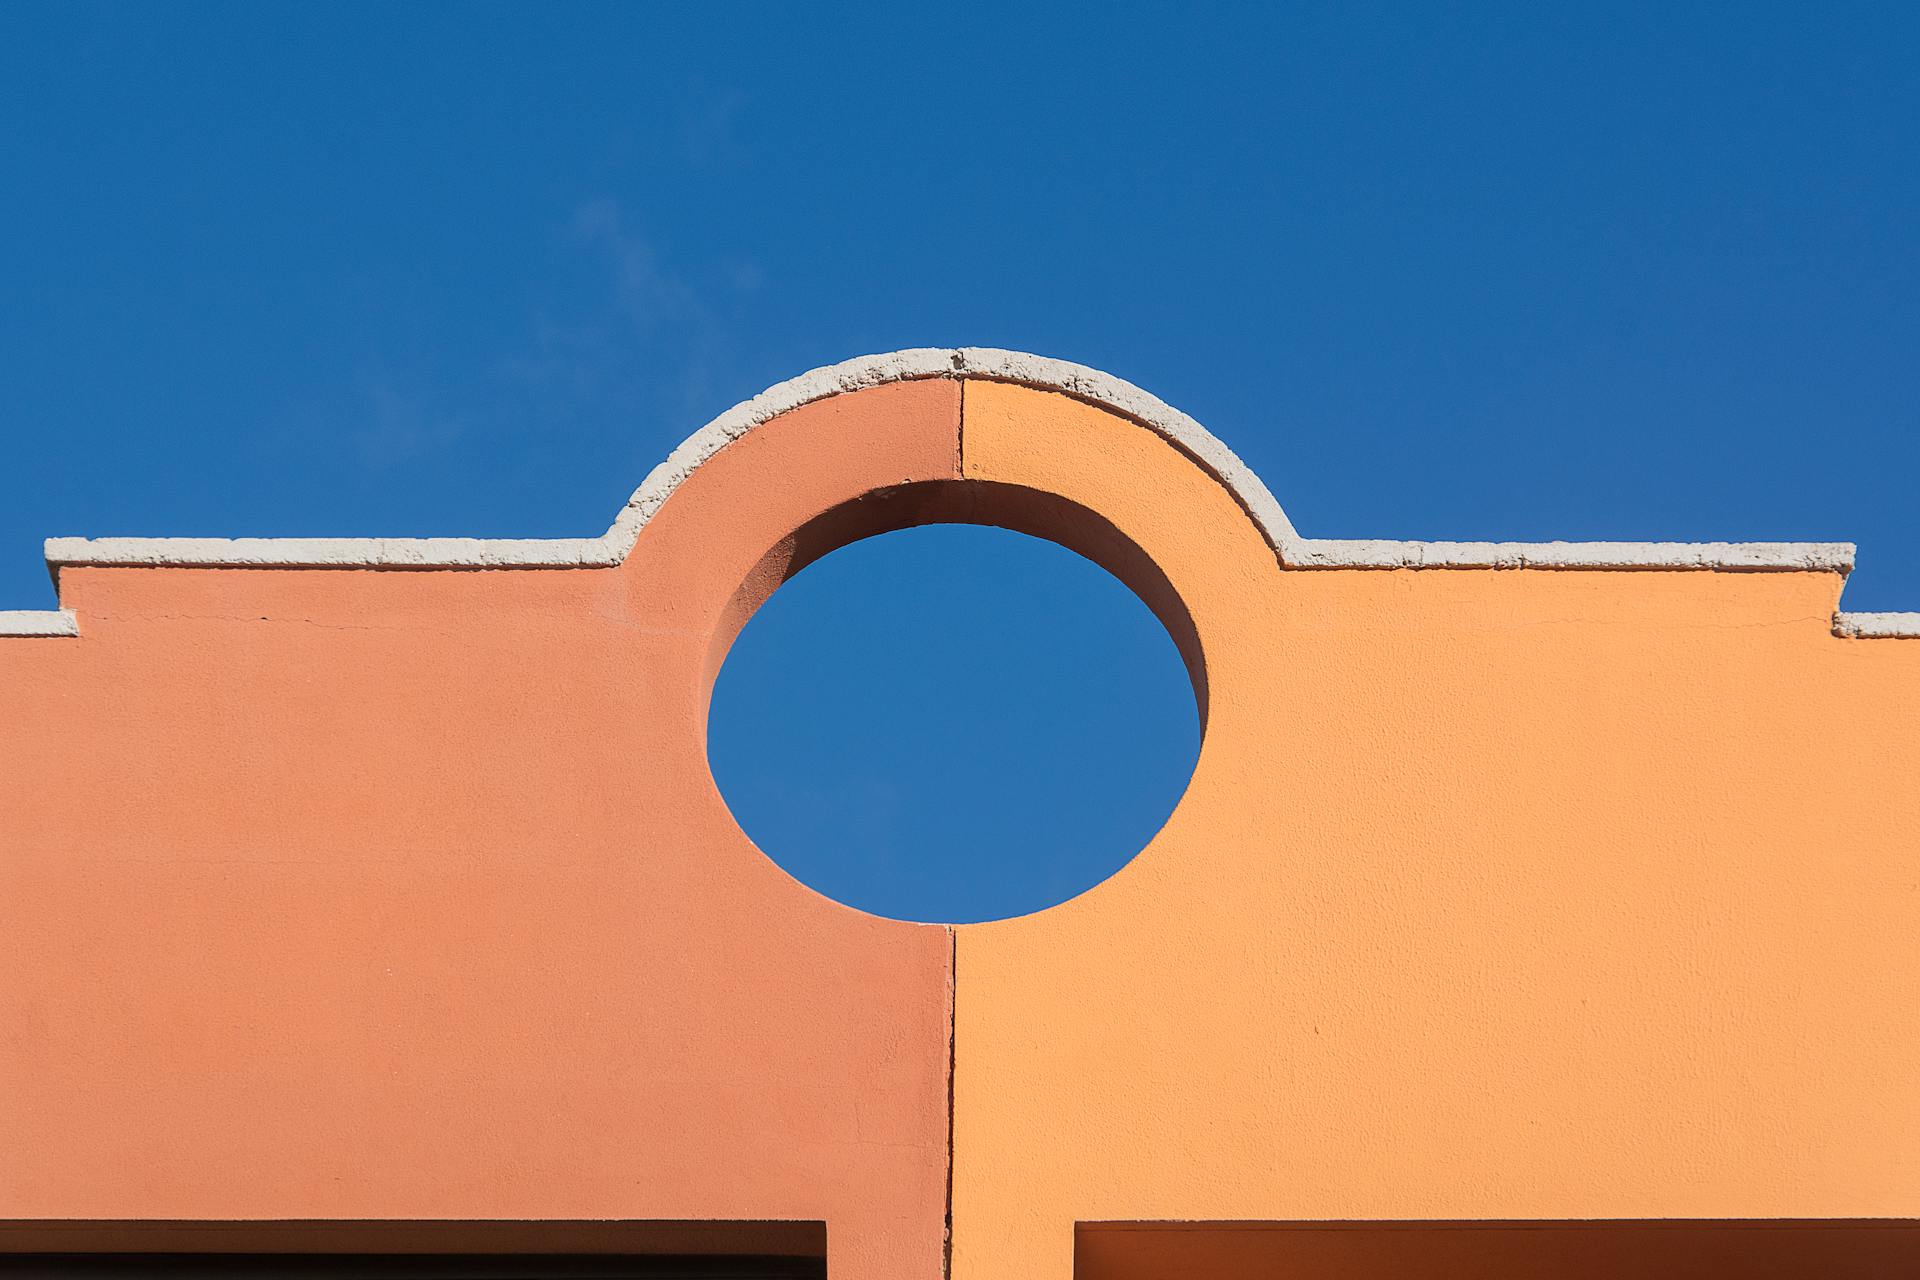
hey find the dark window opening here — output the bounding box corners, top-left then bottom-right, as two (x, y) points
(0, 1223), (826, 1280)
(0, 1257), (821, 1279)
(1075, 1219), (1920, 1279)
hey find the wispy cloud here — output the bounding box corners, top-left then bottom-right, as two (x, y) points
(571, 198), (699, 330)
(351, 377), (467, 471)
(676, 86), (747, 169)
(504, 197), (760, 427)
(272, 195), (764, 493)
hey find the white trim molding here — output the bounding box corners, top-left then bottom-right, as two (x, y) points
(0, 609), (79, 638)
(41, 536), (616, 571)
(7, 348), (1908, 640)
(1834, 612), (1920, 639)
(1288, 538), (1853, 572)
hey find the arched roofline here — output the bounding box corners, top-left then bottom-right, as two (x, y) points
(4, 347), (1914, 638)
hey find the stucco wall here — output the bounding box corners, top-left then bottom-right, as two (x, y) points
(3, 352), (1915, 1278)
(0, 380), (961, 1280)
(952, 380), (1919, 1278)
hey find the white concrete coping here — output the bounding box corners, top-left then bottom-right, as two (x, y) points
(40, 536), (617, 571)
(1834, 612), (1920, 639)
(0, 609), (79, 637)
(5, 348), (1912, 639)
(1289, 539), (1855, 572)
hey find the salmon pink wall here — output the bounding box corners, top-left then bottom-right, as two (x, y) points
(0, 379), (961, 1280)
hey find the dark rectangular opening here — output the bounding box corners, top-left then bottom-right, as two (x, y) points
(0, 1222), (826, 1279)
(1076, 1219), (1920, 1279)
(0, 1259), (820, 1279)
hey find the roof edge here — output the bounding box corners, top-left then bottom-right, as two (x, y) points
(1834, 611), (1920, 639)
(11, 348), (1905, 640)
(1294, 538), (1854, 572)
(0, 609), (79, 638)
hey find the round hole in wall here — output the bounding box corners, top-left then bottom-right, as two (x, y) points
(706, 515), (1202, 924)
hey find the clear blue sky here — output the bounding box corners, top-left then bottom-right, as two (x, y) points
(4, 4), (1915, 920)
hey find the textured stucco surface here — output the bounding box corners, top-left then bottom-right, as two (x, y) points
(0, 380), (962, 1280)
(952, 381), (1920, 1279)
(2, 354), (1916, 1279)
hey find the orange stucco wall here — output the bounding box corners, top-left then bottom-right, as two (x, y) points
(3, 357), (1916, 1278)
(953, 381), (1920, 1278)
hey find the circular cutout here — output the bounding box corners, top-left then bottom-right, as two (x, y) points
(707, 523), (1201, 923)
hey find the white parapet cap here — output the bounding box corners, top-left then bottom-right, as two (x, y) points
(0, 609), (79, 637)
(1289, 539), (1856, 572)
(1834, 612), (1920, 639)
(8, 348), (1911, 638)
(42, 536), (618, 570)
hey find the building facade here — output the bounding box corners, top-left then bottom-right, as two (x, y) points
(2, 351), (1916, 1277)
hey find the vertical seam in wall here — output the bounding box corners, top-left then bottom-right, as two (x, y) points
(955, 376), (967, 479)
(943, 923), (957, 1280)
(944, 374), (963, 1280)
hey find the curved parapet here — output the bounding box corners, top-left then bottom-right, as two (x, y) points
(6, 348), (1909, 637)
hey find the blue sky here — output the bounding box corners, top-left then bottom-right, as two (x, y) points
(4, 4), (1915, 920)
